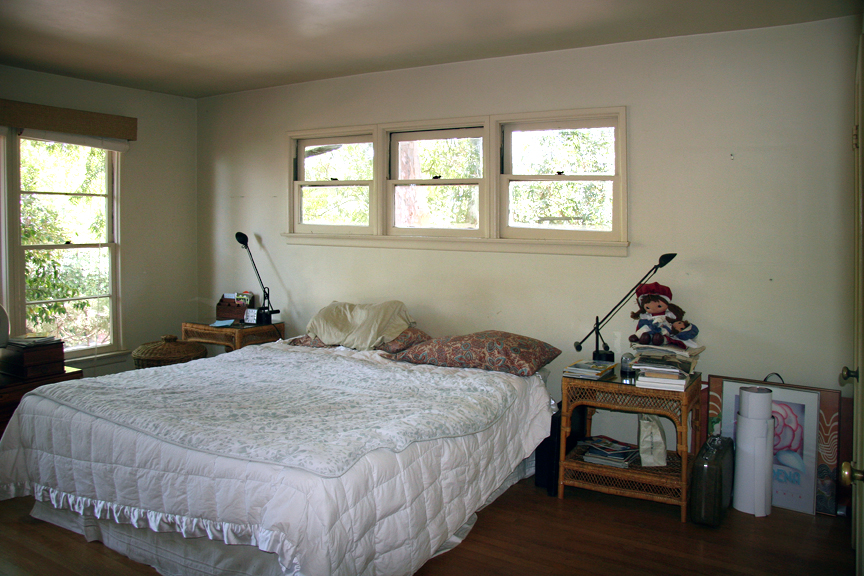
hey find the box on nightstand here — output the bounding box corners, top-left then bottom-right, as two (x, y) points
(216, 295), (255, 321)
(0, 340), (65, 378)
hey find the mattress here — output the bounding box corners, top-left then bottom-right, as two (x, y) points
(0, 342), (553, 575)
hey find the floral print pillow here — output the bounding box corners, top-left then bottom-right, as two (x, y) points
(286, 335), (336, 348)
(390, 330), (561, 377)
(375, 327), (432, 354)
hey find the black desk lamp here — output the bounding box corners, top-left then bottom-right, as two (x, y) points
(235, 232), (280, 325)
(574, 253), (677, 362)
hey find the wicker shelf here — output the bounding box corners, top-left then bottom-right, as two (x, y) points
(181, 322), (285, 351)
(558, 372), (701, 522)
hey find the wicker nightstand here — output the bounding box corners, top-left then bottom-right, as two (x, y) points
(181, 322), (285, 352)
(558, 372), (701, 522)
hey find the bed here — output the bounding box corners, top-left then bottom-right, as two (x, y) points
(0, 303), (559, 576)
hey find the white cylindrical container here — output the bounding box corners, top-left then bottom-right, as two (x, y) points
(733, 387), (774, 517)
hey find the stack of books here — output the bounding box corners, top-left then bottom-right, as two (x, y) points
(0, 336), (65, 379)
(563, 359), (617, 380)
(578, 435), (640, 468)
(631, 343), (700, 391)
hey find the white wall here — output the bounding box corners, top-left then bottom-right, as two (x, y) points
(196, 17), (859, 443)
(0, 17), (855, 443)
(0, 65), (199, 375)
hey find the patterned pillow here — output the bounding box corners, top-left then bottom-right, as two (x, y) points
(390, 330), (561, 377)
(375, 327), (432, 354)
(286, 335), (336, 348)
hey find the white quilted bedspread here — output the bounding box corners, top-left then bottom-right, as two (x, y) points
(0, 343), (553, 575)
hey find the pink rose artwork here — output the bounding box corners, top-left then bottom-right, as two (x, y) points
(773, 401), (806, 472)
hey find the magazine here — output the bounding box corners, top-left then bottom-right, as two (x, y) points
(578, 435), (638, 455)
(563, 359), (617, 380)
(583, 450), (639, 468)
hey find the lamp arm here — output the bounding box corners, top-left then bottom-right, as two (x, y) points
(573, 264), (660, 351)
(596, 264), (661, 331)
(243, 246), (272, 311)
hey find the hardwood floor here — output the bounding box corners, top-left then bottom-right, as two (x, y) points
(0, 479), (854, 575)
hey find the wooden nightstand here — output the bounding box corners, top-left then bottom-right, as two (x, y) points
(558, 372), (701, 522)
(0, 366), (83, 434)
(181, 322), (285, 352)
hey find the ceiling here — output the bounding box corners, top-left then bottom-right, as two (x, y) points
(0, 0), (861, 99)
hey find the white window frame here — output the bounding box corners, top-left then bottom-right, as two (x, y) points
(291, 129), (376, 235)
(284, 107), (628, 256)
(387, 126), (486, 238)
(494, 107), (627, 244)
(1, 126), (123, 359)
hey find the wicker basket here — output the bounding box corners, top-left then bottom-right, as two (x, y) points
(132, 335), (207, 368)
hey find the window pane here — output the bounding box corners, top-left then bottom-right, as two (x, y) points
(394, 185), (478, 229)
(24, 247), (110, 302)
(21, 193), (107, 245)
(20, 139), (106, 194)
(509, 181), (613, 231)
(26, 297), (111, 350)
(511, 127), (614, 176)
(397, 137), (482, 180)
(303, 142), (373, 181)
(300, 185), (369, 226)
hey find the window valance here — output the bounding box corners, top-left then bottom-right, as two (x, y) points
(0, 98), (137, 142)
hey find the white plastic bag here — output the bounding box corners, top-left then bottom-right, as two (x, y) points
(638, 414), (667, 467)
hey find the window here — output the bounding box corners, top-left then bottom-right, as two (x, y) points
(499, 110), (625, 243)
(2, 129), (122, 357)
(293, 134), (374, 234)
(388, 128), (484, 237)
(286, 107), (627, 255)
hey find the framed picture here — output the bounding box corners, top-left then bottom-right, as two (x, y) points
(707, 375), (841, 516)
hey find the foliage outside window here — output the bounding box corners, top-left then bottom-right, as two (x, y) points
(12, 136), (119, 354)
(389, 128), (483, 236)
(294, 135), (374, 233)
(501, 116), (622, 241)
(286, 108), (627, 255)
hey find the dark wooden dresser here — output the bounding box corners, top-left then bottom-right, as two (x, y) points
(0, 367), (83, 434)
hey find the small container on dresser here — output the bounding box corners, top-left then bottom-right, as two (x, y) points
(0, 340), (65, 379)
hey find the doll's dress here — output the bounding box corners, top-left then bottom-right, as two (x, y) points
(666, 323), (699, 349)
(634, 311), (674, 337)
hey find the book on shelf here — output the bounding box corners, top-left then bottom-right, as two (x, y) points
(578, 435), (638, 455)
(583, 449), (639, 468)
(632, 353), (697, 374)
(631, 343), (705, 359)
(578, 435), (640, 468)
(563, 359), (617, 380)
(638, 369), (686, 380)
(635, 378), (688, 391)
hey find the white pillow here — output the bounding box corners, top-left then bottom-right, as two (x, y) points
(306, 301), (414, 351)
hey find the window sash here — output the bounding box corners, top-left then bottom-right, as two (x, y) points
(387, 126), (485, 237)
(497, 108), (626, 242)
(2, 128), (121, 357)
(387, 179), (483, 238)
(293, 132), (375, 234)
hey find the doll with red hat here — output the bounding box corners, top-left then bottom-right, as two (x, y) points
(628, 282), (683, 346)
